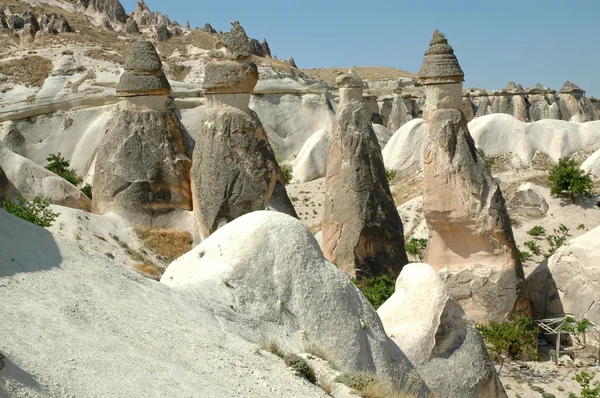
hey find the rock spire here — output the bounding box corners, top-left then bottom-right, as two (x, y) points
(418, 30), (464, 85)
(116, 39), (171, 97)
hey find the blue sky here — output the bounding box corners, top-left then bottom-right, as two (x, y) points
(121, 0), (600, 96)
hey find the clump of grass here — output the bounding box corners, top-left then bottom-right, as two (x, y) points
(0, 56), (53, 87)
(284, 354), (316, 384)
(335, 371), (421, 398)
(318, 378), (336, 396)
(134, 228), (193, 263)
(260, 338), (284, 358)
(132, 263), (162, 280)
(303, 341), (339, 370)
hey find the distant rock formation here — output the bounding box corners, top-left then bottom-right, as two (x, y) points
(388, 90), (419, 132)
(201, 23), (217, 35)
(132, 0), (181, 38)
(286, 57), (297, 68)
(261, 39), (271, 57)
(79, 0), (128, 24)
(419, 31), (529, 323)
(322, 70), (408, 279)
(191, 22), (296, 239)
(124, 18), (140, 35)
(378, 263), (507, 398)
(93, 39), (192, 226)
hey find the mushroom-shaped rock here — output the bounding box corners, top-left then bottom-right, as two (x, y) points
(378, 263), (507, 398)
(417, 30), (464, 85)
(116, 39), (171, 97)
(161, 211), (429, 394)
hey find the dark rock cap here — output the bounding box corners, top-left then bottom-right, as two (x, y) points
(116, 39), (171, 97)
(336, 70), (364, 88)
(417, 30), (464, 85)
(559, 80), (585, 94)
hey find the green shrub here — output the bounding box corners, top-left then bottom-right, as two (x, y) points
(385, 168), (397, 182)
(548, 157), (593, 203)
(546, 224), (570, 257)
(46, 152), (81, 186)
(476, 316), (539, 374)
(519, 250), (533, 263)
(478, 149), (495, 168)
(80, 183), (92, 199)
(280, 163), (293, 185)
(353, 275), (395, 310)
(524, 240), (541, 256)
(284, 354), (316, 383)
(574, 371), (600, 398)
(527, 225), (546, 237)
(405, 238), (427, 261)
(334, 371), (378, 391)
(3, 197), (59, 227)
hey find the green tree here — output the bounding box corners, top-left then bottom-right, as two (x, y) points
(548, 158), (593, 203)
(353, 275), (395, 310)
(46, 152), (81, 186)
(4, 197), (59, 227)
(574, 371), (600, 398)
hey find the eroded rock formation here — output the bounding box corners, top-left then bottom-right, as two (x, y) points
(378, 263), (507, 398)
(322, 71), (408, 279)
(0, 165), (9, 205)
(419, 31), (529, 323)
(191, 22), (295, 239)
(93, 39), (192, 227)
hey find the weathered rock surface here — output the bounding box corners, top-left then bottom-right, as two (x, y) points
(0, 145), (91, 211)
(292, 129), (329, 183)
(124, 18), (140, 35)
(506, 183), (549, 218)
(79, 0), (128, 24)
(162, 211), (429, 394)
(423, 108), (528, 323)
(322, 72), (408, 279)
(0, 165), (9, 205)
(382, 118), (426, 178)
(93, 103), (192, 226)
(527, 226), (600, 323)
(581, 148), (600, 178)
(388, 92), (419, 132)
(191, 107), (281, 238)
(378, 263), (507, 398)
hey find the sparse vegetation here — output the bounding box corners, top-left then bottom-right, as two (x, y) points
(573, 371), (600, 398)
(132, 263), (162, 280)
(548, 157), (594, 203)
(353, 275), (395, 310)
(476, 316), (539, 374)
(0, 56), (53, 87)
(524, 240), (542, 256)
(170, 64), (191, 81)
(45, 153), (81, 186)
(561, 316), (594, 346)
(519, 249), (533, 263)
(261, 338), (284, 358)
(334, 371), (417, 398)
(280, 163), (293, 185)
(80, 183), (92, 199)
(284, 354), (316, 384)
(527, 225), (546, 237)
(478, 149), (495, 168)
(303, 341), (339, 370)
(385, 168), (397, 183)
(405, 238), (427, 261)
(546, 224), (571, 257)
(134, 228), (193, 263)
(83, 49), (126, 65)
(3, 197), (59, 227)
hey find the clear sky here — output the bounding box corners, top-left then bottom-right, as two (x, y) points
(121, 0), (600, 97)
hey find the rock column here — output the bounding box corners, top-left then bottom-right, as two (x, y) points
(191, 22), (295, 239)
(419, 31), (529, 323)
(93, 39), (192, 227)
(322, 71), (408, 279)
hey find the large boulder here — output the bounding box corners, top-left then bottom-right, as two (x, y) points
(322, 71), (408, 279)
(382, 118), (426, 178)
(161, 211), (429, 394)
(378, 263), (507, 398)
(527, 226), (600, 323)
(506, 182), (549, 218)
(292, 129), (329, 183)
(581, 148), (600, 179)
(0, 146), (91, 211)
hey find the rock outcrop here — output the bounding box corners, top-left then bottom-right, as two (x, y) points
(79, 0), (128, 24)
(378, 263), (507, 398)
(0, 146), (91, 211)
(124, 18), (140, 35)
(388, 91), (419, 132)
(0, 165), (9, 205)
(191, 22), (296, 239)
(382, 118), (426, 178)
(581, 148), (600, 179)
(162, 211), (429, 394)
(93, 39), (192, 227)
(322, 71), (408, 279)
(527, 226), (600, 324)
(292, 129), (329, 183)
(557, 81), (596, 122)
(506, 183), (549, 219)
(419, 31), (528, 323)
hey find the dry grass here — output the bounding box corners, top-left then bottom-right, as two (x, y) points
(84, 48), (126, 65)
(135, 228), (193, 263)
(318, 378), (336, 396)
(168, 63), (191, 82)
(302, 66), (416, 86)
(0, 56), (53, 87)
(334, 371), (424, 398)
(155, 30), (217, 58)
(132, 263), (162, 281)
(260, 338), (285, 358)
(303, 341), (339, 370)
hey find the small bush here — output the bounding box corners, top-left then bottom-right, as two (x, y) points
(527, 226), (546, 237)
(335, 371), (378, 391)
(353, 275), (395, 310)
(405, 238), (427, 261)
(261, 338), (284, 358)
(476, 316), (539, 373)
(3, 197), (59, 227)
(524, 240), (541, 256)
(46, 153), (81, 186)
(546, 224), (570, 257)
(135, 228), (193, 263)
(519, 250), (533, 263)
(385, 168), (397, 182)
(280, 163), (293, 185)
(574, 371), (600, 398)
(478, 149), (495, 168)
(284, 354), (316, 383)
(548, 157), (593, 203)
(80, 183), (92, 199)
